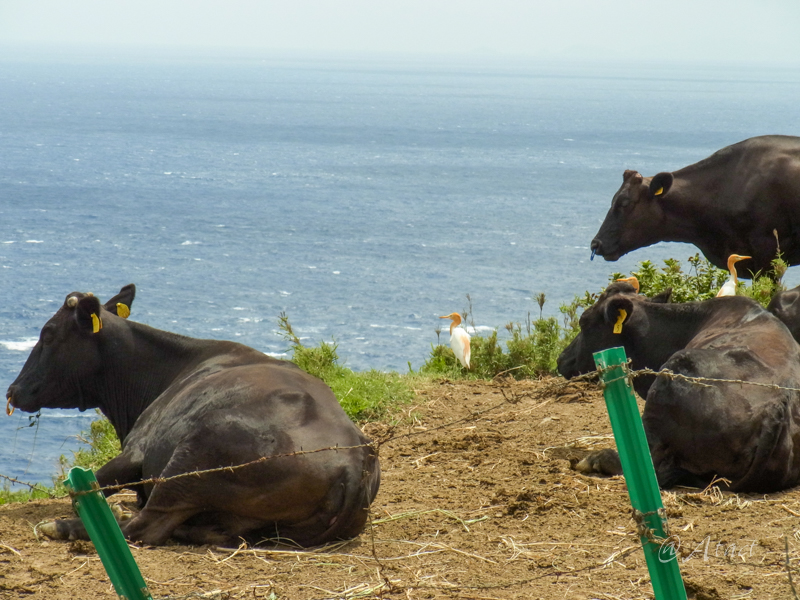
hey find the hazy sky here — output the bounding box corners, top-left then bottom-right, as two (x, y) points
(2, 0), (800, 64)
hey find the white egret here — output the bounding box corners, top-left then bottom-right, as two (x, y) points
(716, 254), (752, 297)
(440, 312), (470, 369)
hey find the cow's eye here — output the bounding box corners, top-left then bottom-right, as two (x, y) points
(616, 197), (631, 210)
(40, 326), (56, 345)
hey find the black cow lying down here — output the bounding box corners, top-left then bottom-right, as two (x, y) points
(768, 284), (800, 344)
(557, 282), (800, 493)
(5, 285), (380, 547)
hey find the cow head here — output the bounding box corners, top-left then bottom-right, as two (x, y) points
(5, 284), (136, 415)
(557, 282), (672, 382)
(590, 170), (675, 261)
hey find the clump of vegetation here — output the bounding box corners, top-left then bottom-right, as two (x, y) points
(740, 233), (788, 306)
(0, 482), (58, 505)
(56, 414), (121, 482)
(424, 249), (789, 382)
(611, 254), (728, 302)
(278, 312), (413, 422)
(421, 293), (591, 380)
(611, 250), (787, 307)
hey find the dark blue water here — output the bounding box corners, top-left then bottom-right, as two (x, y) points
(3, 47), (800, 486)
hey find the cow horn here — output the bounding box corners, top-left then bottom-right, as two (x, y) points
(67, 296), (78, 308)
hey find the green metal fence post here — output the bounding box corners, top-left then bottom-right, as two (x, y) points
(593, 346), (686, 600)
(64, 467), (152, 600)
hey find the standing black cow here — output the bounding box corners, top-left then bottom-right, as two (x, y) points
(590, 135), (800, 275)
(557, 282), (800, 492)
(6, 285), (380, 547)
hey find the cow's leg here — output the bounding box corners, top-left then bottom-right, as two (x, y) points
(116, 456), (207, 545)
(95, 450), (147, 505)
(38, 499), (198, 545)
(38, 451), (145, 541)
(171, 521), (242, 547)
(119, 505), (200, 546)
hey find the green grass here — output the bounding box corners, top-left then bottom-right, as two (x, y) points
(278, 312), (414, 421)
(56, 414), (121, 479)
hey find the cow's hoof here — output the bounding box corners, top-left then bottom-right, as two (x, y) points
(110, 503), (133, 521)
(36, 519), (66, 540)
(574, 448), (623, 476)
(35, 518), (88, 541)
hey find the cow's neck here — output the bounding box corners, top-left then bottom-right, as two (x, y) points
(94, 322), (216, 443)
(657, 162), (741, 267)
(627, 302), (715, 395)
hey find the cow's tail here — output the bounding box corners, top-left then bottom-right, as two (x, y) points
(307, 444), (382, 546)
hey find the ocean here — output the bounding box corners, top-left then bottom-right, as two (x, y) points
(2, 46), (800, 487)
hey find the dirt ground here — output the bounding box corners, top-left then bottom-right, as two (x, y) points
(2, 377), (800, 600)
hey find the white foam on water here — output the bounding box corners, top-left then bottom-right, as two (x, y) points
(0, 338), (38, 352)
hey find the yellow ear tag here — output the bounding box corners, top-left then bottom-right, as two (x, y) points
(654, 187), (664, 196)
(91, 313), (102, 334)
(613, 309), (627, 334)
(116, 303), (130, 319)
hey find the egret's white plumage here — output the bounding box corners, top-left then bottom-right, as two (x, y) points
(440, 312), (470, 369)
(616, 275), (640, 293)
(716, 254), (751, 297)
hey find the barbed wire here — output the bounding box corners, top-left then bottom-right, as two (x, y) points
(0, 472), (58, 497)
(6, 363), (800, 499)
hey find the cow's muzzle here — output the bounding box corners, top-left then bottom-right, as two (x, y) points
(590, 238), (620, 261)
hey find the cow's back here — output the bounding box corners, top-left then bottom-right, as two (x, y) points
(125, 357), (368, 484)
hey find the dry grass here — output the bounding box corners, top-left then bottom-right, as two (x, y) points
(2, 377), (800, 599)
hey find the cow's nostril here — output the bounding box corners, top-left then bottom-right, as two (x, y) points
(590, 239), (602, 260)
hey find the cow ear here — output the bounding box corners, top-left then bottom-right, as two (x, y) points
(649, 172), (674, 199)
(104, 284), (136, 319)
(648, 287), (673, 303)
(74, 295), (103, 334)
(604, 296), (634, 334)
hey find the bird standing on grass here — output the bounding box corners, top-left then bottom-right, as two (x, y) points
(716, 254), (752, 297)
(616, 275), (640, 293)
(440, 312), (470, 369)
